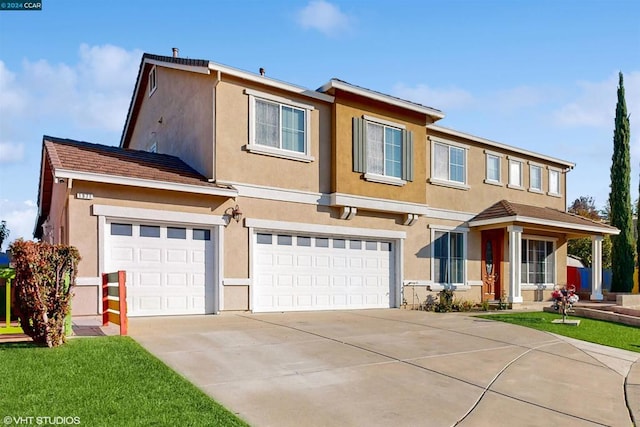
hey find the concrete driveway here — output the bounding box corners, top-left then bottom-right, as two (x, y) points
(129, 309), (639, 427)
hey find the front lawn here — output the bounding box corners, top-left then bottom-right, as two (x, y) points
(0, 336), (248, 427)
(476, 311), (640, 353)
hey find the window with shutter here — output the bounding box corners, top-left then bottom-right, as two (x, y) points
(352, 116), (413, 186)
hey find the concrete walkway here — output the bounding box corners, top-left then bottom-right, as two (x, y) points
(129, 309), (639, 427)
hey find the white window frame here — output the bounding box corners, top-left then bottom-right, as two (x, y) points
(429, 137), (470, 190)
(484, 150), (503, 186)
(246, 89), (314, 162)
(520, 235), (557, 289)
(363, 115), (406, 186)
(528, 162), (543, 193)
(547, 168), (562, 197)
(429, 225), (468, 288)
(507, 156), (524, 190)
(148, 65), (157, 97)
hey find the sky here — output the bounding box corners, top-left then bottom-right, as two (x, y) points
(0, 0), (638, 249)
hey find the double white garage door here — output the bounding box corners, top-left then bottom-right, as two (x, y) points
(105, 221), (214, 316)
(253, 233), (394, 312)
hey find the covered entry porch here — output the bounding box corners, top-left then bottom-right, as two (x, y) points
(469, 200), (619, 304)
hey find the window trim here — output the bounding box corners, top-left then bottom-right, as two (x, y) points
(507, 156), (524, 190)
(547, 167), (562, 197)
(148, 65), (157, 97)
(528, 163), (543, 193)
(429, 137), (470, 190)
(484, 150), (503, 186)
(430, 226), (468, 288)
(246, 89), (314, 162)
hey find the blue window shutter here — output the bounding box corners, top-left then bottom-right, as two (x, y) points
(353, 117), (366, 173)
(402, 130), (414, 181)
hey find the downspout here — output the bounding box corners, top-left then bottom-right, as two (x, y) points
(211, 70), (221, 183)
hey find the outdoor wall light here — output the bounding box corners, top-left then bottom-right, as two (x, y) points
(225, 205), (243, 224)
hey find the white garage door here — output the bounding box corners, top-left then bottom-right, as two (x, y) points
(253, 233), (394, 312)
(105, 221), (214, 316)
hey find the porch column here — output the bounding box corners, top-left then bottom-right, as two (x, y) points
(590, 235), (603, 301)
(507, 225), (523, 303)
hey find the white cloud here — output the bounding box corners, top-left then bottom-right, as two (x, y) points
(11, 44), (142, 133)
(0, 199), (37, 250)
(392, 83), (475, 110)
(296, 0), (351, 36)
(553, 71), (640, 128)
(0, 142), (25, 164)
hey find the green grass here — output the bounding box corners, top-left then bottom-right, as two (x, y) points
(0, 336), (248, 427)
(476, 311), (640, 353)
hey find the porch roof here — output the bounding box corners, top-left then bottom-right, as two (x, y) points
(468, 200), (619, 236)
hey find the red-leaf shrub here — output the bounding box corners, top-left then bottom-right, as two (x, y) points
(9, 239), (81, 347)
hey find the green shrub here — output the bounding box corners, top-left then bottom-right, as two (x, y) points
(435, 289), (454, 312)
(9, 239), (81, 347)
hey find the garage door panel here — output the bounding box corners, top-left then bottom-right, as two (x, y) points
(140, 248), (161, 263)
(315, 256), (330, 268)
(167, 249), (187, 263)
(167, 273), (188, 287)
(297, 255), (312, 267)
(111, 247), (134, 262)
(139, 272), (161, 287)
(192, 250), (205, 263)
(297, 275), (312, 287)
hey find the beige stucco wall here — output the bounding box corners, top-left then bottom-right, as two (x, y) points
(426, 128), (567, 214)
(332, 92), (428, 203)
(128, 66), (214, 178)
(214, 77), (332, 193)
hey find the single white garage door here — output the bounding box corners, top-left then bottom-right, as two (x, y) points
(253, 232), (394, 312)
(105, 221), (214, 316)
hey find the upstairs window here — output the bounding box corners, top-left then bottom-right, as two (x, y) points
(529, 164), (542, 192)
(353, 116), (413, 185)
(148, 66), (157, 97)
(485, 151), (502, 185)
(256, 100), (305, 152)
(246, 89), (314, 162)
(508, 158), (523, 189)
(428, 136), (468, 189)
(548, 169), (561, 195)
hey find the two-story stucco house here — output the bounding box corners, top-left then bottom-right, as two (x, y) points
(35, 51), (617, 317)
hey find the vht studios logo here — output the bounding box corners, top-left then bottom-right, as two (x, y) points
(0, 2), (42, 10)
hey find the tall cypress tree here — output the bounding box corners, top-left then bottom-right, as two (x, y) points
(609, 72), (634, 292)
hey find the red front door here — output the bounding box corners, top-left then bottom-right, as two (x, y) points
(481, 229), (504, 301)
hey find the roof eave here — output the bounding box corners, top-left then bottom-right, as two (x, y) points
(208, 62), (334, 103)
(428, 125), (575, 169)
(469, 215), (619, 235)
(319, 79), (445, 120)
(54, 169), (238, 198)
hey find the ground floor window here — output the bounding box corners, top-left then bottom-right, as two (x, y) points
(433, 230), (465, 285)
(521, 238), (554, 284)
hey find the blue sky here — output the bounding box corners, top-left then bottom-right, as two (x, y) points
(0, 0), (638, 247)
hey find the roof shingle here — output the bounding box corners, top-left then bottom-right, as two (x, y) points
(43, 136), (226, 189)
(470, 200), (618, 233)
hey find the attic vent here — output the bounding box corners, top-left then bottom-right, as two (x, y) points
(172, 47), (179, 58)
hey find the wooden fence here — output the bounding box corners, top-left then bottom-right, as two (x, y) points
(102, 271), (128, 335)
